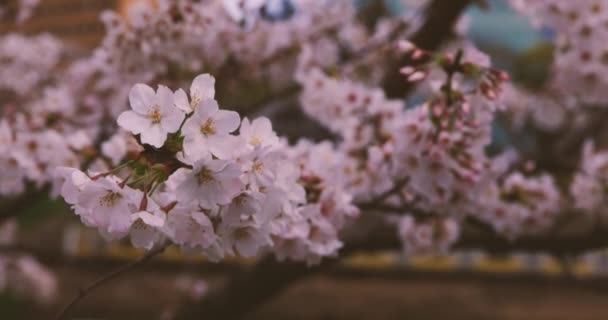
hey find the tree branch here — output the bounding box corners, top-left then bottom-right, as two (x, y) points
(349, 214), (608, 256)
(173, 255), (336, 320)
(53, 243), (169, 320)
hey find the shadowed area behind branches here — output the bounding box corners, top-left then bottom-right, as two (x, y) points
(20, 264), (608, 320)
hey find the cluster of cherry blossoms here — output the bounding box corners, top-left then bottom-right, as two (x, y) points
(0, 33), (109, 197)
(509, 0), (608, 105)
(0, 54), (127, 199)
(395, 215), (460, 255)
(0, 117), (93, 196)
(93, 0), (356, 90)
(296, 41), (517, 254)
(0, 34), (62, 98)
(571, 142), (608, 222)
(501, 84), (580, 132)
(473, 170), (562, 238)
(55, 73), (358, 264)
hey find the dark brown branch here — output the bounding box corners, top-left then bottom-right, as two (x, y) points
(173, 255), (336, 320)
(351, 214), (608, 256)
(53, 243), (169, 320)
(456, 218), (608, 255)
(382, 0), (474, 98)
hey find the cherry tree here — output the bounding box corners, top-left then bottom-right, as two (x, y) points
(2, 0), (608, 318)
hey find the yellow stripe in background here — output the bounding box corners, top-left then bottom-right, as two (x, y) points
(65, 225), (608, 277)
(407, 255), (460, 271)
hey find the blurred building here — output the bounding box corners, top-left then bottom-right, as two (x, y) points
(0, 0), (147, 48)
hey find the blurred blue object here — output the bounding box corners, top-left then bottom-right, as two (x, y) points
(356, 0), (545, 54)
(261, 0), (296, 21)
(467, 1), (544, 53)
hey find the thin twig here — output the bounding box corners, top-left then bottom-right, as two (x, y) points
(53, 243), (169, 320)
(382, 0), (474, 98)
(370, 179), (409, 205)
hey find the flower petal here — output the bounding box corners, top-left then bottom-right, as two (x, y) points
(157, 85), (174, 109)
(129, 83), (155, 114)
(161, 107), (185, 133)
(117, 111), (148, 134)
(174, 88), (191, 113)
(134, 211), (165, 227)
(194, 99), (219, 119)
(190, 74), (215, 102)
(140, 124), (166, 148)
(214, 110), (241, 134)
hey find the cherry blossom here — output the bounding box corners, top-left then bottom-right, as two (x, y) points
(181, 99), (241, 158)
(167, 155), (244, 208)
(129, 207), (166, 250)
(174, 73), (216, 114)
(239, 117), (280, 149)
(117, 84), (185, 148)
(76, 177), (142, 239)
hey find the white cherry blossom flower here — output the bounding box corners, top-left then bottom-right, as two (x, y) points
(117, 84), (185, 148)
(181, 99), (240, 158)
(76, 177), (141, 239)
(167, 155), (243, 208)
(219, 221), (271, 257)
(101, 132), (128, 166)
(222, 192), (264, 226)
(241, 146), (281, 189)
(129, 206), (166, 250)
(174, 73), (216, 113)
(165, 206), (218, 249)
(53, 167), (91, 203)
(239, 117), (279, 149)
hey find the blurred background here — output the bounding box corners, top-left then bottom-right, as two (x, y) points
(2, 0), (607, 319)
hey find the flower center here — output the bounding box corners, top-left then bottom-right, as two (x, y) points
(197, 167), (215, 185)
(234, 194), (246, 207)
(200, 118), (216, 136)
(252, 161), (263, 173)
(98, 190), (123, 207)
(132, 219), (148, 230)
(250, 136), (261, 146)
(148, 108), (162, 124)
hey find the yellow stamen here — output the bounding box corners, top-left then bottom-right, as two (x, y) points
(148, 108), (162, 124)
(252, 161), (263, 173)
(250, 136), (262, 146)
(98, 190), (123, 207)
(200, 118), (216, 136)
(197, 167), (215, 185)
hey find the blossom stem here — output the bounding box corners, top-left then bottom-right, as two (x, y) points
(89, 160), (135, 180)
(118, 173), (132, 189)
(53, 243), (169, 320)
(444, 48), (463, 106)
